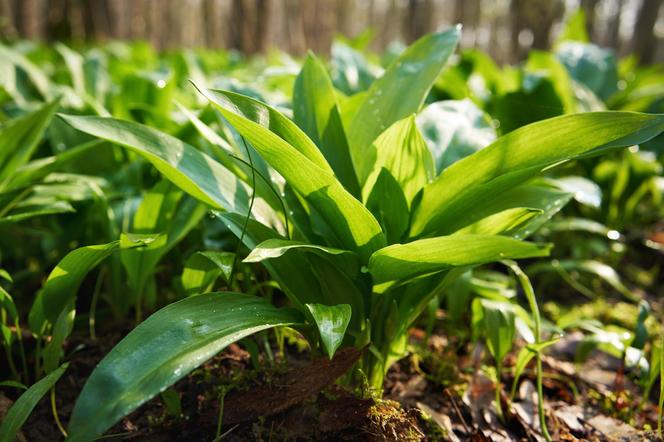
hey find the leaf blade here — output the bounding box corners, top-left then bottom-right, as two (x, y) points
(67, 293), (301, 441)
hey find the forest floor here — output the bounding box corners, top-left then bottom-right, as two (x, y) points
(3, 314), (660, 442)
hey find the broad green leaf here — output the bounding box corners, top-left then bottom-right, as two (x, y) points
(202, 89), (385, 262)
(417, 99), (496, 173)
(540, 217), (615, 237)
(0, 100), (60, 190)
(0, 364), (68, 442)
(646, 340), (663, 400)
(294, 53), (360, 196)
(368, 235), (551, 284)
(331, 42), (378, 95)
(411, 112), (664, 237)
(176, 102), (283, 215)
(0, 269), (11, 283)
(362, 116), (434, 205)
(198, 88), (332, 172)
(219, 213), (324, 310)
(59, 114), (250, 213)
(0, 44), (51, 100)
(7, 139), (105, 191)
(66, 293), (301, 441)
(56, 43), (86, 96)
(452, 183), (574, 239)
(480, 299), (516, 365)
(365, 168), (410, 244)
(221, 213), (366, 324)
(29, 241), (121, 332)
(306, 303), (352, 359)
(347, 27), (460, 183)
(181, 251), (234, 296)
(454, 208), (542, 236)
(244, 239), (359, 277)
(526, 51), (577, 114)
(121, 181), (207, 308)
(492, 73), (567, 134)
(0, 199), (75, 224)
(557, 9), (589, 44)
(307, 253), (366, 332)
(556, 42), (618, 100)
(43, 301), (75, 373)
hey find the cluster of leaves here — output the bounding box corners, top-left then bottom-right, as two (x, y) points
(1, 10), (664, 441)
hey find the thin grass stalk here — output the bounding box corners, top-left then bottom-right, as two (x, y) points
(505, 260), (552, 442)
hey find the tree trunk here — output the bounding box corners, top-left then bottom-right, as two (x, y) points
(581, 0), (599, 41)
(633, 0), (662, 64)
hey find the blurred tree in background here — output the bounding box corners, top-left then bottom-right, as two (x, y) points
(0, 0), (662, 63)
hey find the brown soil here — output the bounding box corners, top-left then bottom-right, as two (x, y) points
(5, 323), (663, 441)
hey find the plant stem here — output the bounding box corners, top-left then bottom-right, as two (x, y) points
(3, 342), (19, 380)
(215, 388), (227, 441)
(89, 267), (106, 340)
(495, 362), (504, 422)
(16, 323), (29, 384)
(51, 387), (68, 437)
(505, 261), (552, 442)
(229, 138), (256, 289)
(658, 334), (664, 438)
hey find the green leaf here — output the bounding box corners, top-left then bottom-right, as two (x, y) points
(7, 139), (105, 192)
(411, 112), (664, 237)
(480, 299), (516, 364)
(0, 364), (68, 442)
(58, 114), (250, 213)
(557, 9), (589, 44)
(198, 87), (332, 172)
(0, 380), (26, 390)
(0, 199), (75, 224)
(330, 42), (377, 95)
(294, 53), (361, 196)
(454, 208), (542, 236)
(417, 99), (496, 173)
(181, 251), (234, 296)
(365, 168), (410, 244)
(202, 89), (385, 262)
(176, 101), (284, 215)
(0, 286), (18, 346)
(121, 181), (207, 307)
(452, 183), (574, 239)
(368, 235), (551, 284)
(0, 44), (51, 100)
(67, 293), (301, 441)
(556, 42), (618, 100)
(42, 301), (76, 373)
(306, 303), (352, 359)
(231, 228), (365, 329)
(29, 241), (121, 332)
(347, 27), (460, 183)
(244, 239), (359, 277)
(540, 217), (615, 237)
(0, 100), (60, 190)
(219, 213), (323, 310)
(362, 116), (434, 205)
(56, 43), (86, 96)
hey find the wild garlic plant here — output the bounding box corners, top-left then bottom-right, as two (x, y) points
(35, 27), (664, 440)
